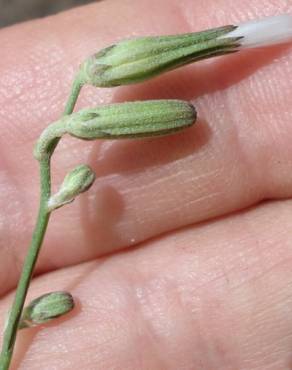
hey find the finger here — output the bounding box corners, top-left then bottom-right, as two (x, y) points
(1, 199), (292, 369)
(1, 0), (292, 293)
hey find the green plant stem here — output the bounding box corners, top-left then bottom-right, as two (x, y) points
(0, 77), (83, 370)
(64, 76), (83, 115)
(0, 159), (51, 370)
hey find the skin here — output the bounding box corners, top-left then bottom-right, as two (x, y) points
(0, 0), (292, 368)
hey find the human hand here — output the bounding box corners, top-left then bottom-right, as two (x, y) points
(0, 0), (292, 369)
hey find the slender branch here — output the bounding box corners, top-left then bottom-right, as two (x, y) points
(0, 159), (51, 370)
(64, 76), (83, 115)
(0, 77), (83, 370)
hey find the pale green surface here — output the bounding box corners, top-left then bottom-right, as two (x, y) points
(19, 292), (74, 329)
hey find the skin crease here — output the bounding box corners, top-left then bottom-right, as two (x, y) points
(0, 0), (292, 368)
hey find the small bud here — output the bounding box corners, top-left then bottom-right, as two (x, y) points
(79, 26), (240, 87)
(65, 99), (196, 140)
(219, 14), (292, 49)
(19, 292), (74, 329)
(48, 164), (96, 211)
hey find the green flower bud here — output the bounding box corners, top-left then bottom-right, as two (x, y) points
(34, 100), (196, 161)
(65, 99), (196, 140)
(79, 25), (241, 87)
(48, 164), (96, 211)
(19, 292), (74, 329)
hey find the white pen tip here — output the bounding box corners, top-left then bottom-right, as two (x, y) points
(221, 14), (292, 48)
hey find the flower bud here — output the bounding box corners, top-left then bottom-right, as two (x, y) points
(48, 164), (96, 211)
(79, 25), (240, 87)
(65, 99), (196, 140)
(19, 292), (74, 329)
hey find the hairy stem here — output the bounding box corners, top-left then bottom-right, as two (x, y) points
(0, 77), (83, 370)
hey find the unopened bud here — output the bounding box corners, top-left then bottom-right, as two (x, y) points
(79, 25), (240, 87)
(48, 164), (96, 211)
(19, 292), (74, 329)
(65, 99), (196, 140)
